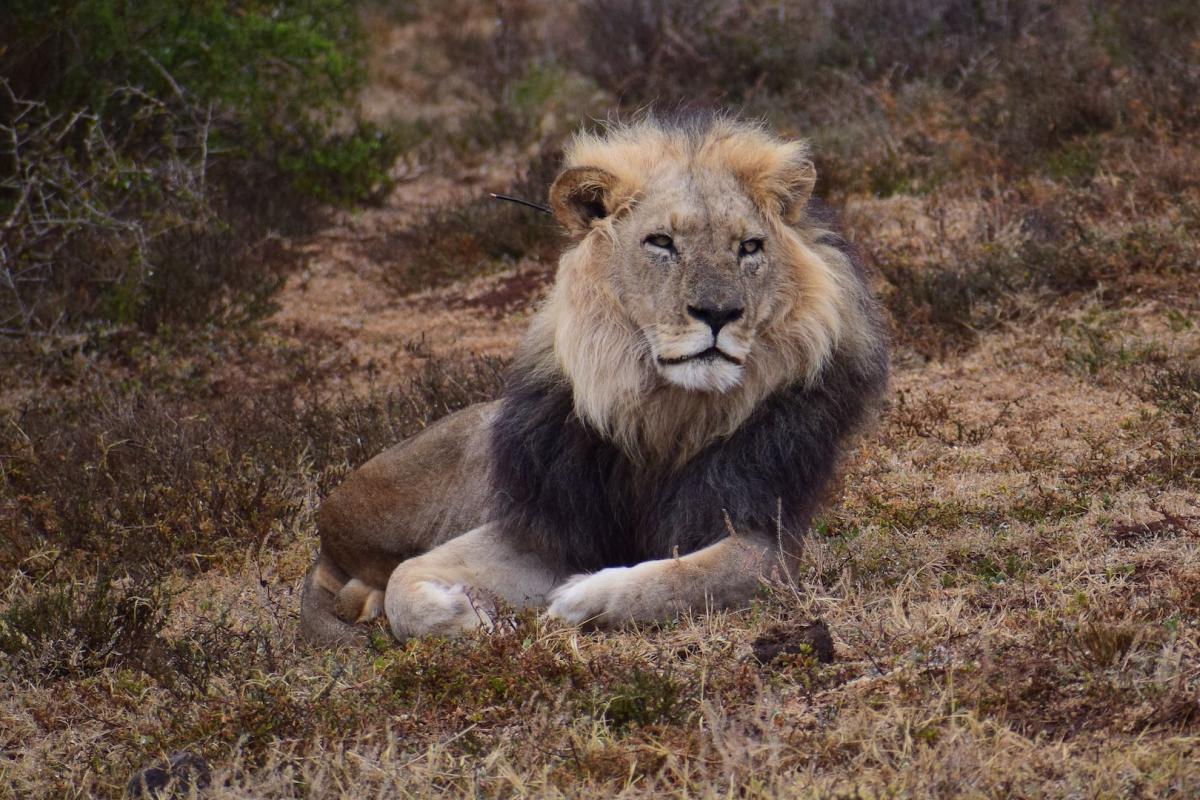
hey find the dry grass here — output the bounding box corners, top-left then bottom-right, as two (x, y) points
(3, 1), (1200, 797)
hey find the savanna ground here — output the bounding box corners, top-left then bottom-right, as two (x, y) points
(2, 1), (1199, 797)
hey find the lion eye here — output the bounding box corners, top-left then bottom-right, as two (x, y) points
(645, 234), (674, 251)
(739, 238), (763, 257)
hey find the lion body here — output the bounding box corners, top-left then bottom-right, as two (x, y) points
(300, 116), (888, 646)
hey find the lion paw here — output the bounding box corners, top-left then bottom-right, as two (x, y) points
(385, 576), (490, 641)
(546, 567), (634, 626)
(333, 578), (384, 624)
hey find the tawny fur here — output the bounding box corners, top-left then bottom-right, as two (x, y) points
(299, 116), (887, 646)
(544, 119), (870, 464)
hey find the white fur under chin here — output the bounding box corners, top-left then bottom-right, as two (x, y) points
(651, 327), (749, 393)
(660, 359), (744, 392)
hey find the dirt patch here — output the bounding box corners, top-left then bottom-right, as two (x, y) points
(442, 266), (554, 318)
(265, 222), (533, 395)
(751, 620), (836, 665)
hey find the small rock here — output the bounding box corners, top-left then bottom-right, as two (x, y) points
(751, 620), (835, 665)
(127, 751), (211, 798)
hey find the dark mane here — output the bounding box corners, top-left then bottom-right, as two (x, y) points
(489, 181), (888, 572)
(489, 325), (888, 573)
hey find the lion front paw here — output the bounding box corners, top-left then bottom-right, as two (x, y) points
(385, 574), (491, 641)
(546, 566), (644, 627)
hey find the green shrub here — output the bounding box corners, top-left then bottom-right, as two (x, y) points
(1, 0), (370, 175)
(0, 0), (406, 333)
(583, 667), (687, 731)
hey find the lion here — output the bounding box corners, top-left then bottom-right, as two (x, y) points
(299, 116), (889, 646)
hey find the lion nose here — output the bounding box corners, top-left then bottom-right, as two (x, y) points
(687, 304), (744, 336)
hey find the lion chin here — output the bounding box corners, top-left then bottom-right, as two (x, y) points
(299, 114), (889, 648)
(659, 356), (744, 393)
(651, 326), (750, 393)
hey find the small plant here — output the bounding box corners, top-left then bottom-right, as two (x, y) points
(0, 570), (170, 680)
(581, 665), (688, 731)
(1068, 621), (1141, 670)
(1145, 366), (1200, 423)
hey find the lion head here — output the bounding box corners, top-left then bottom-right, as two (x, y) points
(520, 116), (881, 465)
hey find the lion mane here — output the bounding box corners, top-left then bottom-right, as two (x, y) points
(490, 116), (889, 574)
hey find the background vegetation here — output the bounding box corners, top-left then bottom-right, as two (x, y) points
(1, 0), (404, 333)
(1, 0), (1198, 797)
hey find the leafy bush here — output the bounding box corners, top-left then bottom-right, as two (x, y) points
(0, 0), (406, 333)
(1, 0), (378, 185)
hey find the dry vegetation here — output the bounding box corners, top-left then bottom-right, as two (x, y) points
(3, 0), (1199, 796)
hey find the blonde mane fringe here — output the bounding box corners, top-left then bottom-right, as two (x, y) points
(523, 116), (870, 467)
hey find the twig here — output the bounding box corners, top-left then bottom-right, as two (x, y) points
(488, 193), (552, 214)
(138, 48), (188, 106)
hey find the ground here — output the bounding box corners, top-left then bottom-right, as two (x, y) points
(2, 2), (1198, 797)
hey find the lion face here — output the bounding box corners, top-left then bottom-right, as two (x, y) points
(539, 118), (862, 462)
(608, 168), (780, 393)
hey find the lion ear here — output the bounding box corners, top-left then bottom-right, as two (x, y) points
(549, 166), (618, 237)
(777, 158), (816, 225)
(752, 155), (816, 226)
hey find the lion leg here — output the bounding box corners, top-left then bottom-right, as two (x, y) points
(547, 533), (788, 628)
(298, 403), (497, 647)
(334, 579), (385, 624)
(299, 553), (366, 647)
(385, 523), (562, 641)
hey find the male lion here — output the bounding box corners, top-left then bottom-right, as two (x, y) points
(300, 116), (888, 646)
